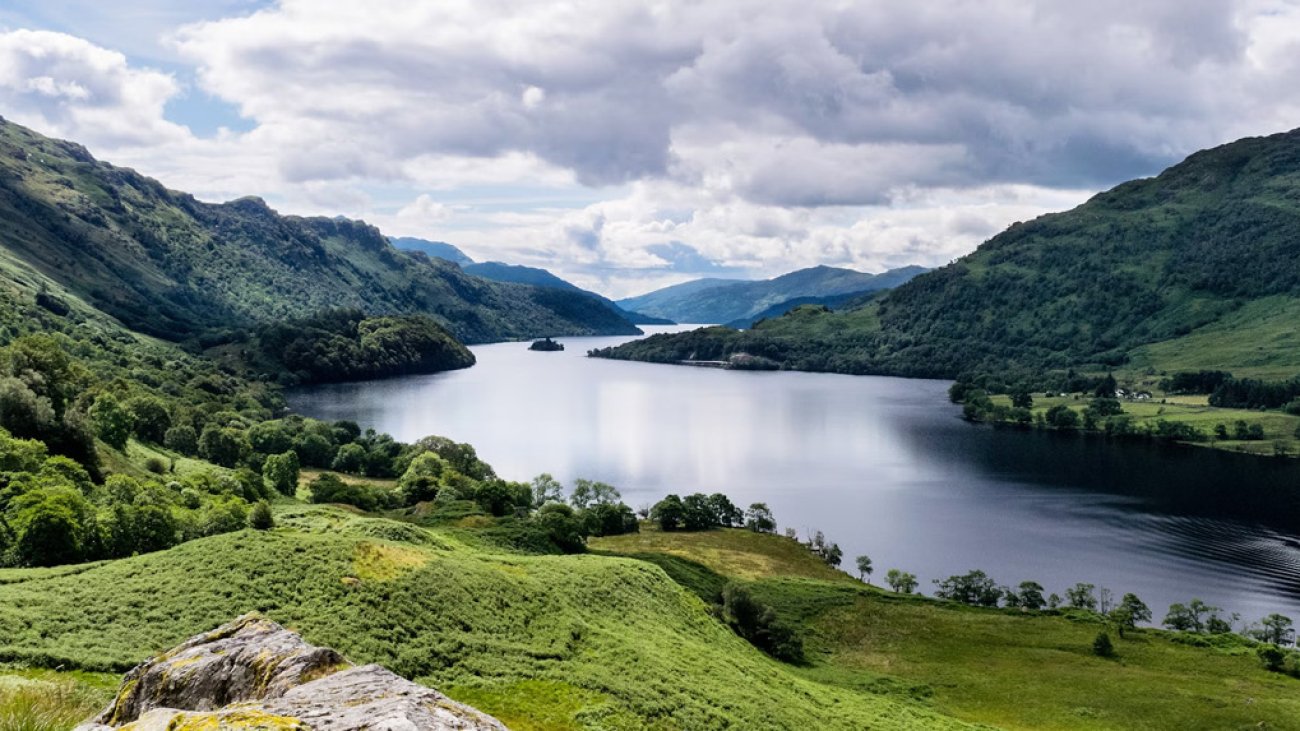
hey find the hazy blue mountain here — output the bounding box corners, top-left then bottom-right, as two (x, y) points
(389, 237), (475, 266)
(466, 262), (673, 325)
(617, 265), (927, 324)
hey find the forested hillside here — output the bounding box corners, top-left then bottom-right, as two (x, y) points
(597, 129), (1300, 382)
(0, 118), (638, 343)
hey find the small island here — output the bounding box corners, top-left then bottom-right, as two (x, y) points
(529, 337), (565, 352)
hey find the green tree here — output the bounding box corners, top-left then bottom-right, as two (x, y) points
(682, 493), (715, 530)
(199, 425), (250, 468)
(534, 502), (587, 553)
(1045, 404), (1080, 429)
(263, 450), (301, 497)
(89, 393), (132, 450)
(744, 502), (776, 533)
(133, 504), (177, 553)
(720, 582), (804, 664)
(569, 479), (620, 510)
(164, 424), (199, 455)
(582, 502), (640, 537)
(855, 555), (873, 583)
(398, 451), (448, 504)
(1259, 613), (1294, 645)
(125, 395), (170, 444)
(706, 493), (743, 527)
(933, 570), (1002, 607)
(331, 443), (367, 473)
(1010, 389), (1033, 409)
(1016, 581), (1046, 610)
(651, 494), (685, 531)
(1258, 645), (1287, 672)
(248, 500), (274, 530)
(294, 432), (336, 468)
(10, 486), (92, 566)
(1116, 593), (1151, 626)
(885, 569), (918, 594)
(248, 421), (294, 455)
(1065, 582), (1097, 610)
(530, 473), (565, 507)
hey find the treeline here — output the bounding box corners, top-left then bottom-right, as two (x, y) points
(0, 426), (270, 567)
(952, 383), (1207, 444)
(236, 309), (476, 385)
(910, 568), (1300, 671)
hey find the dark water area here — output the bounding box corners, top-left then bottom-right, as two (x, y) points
(289, 326), (1300, 622)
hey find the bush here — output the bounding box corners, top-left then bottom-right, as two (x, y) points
(1092, 632), (1115, 658)
(308, 473), (393, 512)
(144, 457), (167, 474)
(719, 583), (804, 664)
(1258, 645), (1286, 672)
(248, 501), (274, 530)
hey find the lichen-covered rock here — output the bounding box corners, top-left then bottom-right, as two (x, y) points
(76, 614), (508, 730)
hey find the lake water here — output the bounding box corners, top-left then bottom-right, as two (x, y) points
(289, 326), (1300, 622)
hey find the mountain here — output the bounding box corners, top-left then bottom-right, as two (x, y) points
(721, 290), (882, 329)
(595, 129), (1300, 382)
(389, 237), (474, 266)
(616, 265), (926, 324)
(0, 118), (638, 343)
(464, 261), (673, 325)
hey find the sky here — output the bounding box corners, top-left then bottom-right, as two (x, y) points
(1, 1), (1299, 298)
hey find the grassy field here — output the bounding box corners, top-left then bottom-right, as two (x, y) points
(989, 393), (1300, 457)
(0, 505), (971, 731)
(596, 528), (1300, 731)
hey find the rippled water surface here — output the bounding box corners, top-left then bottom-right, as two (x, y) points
(290, 326), (1300, 620)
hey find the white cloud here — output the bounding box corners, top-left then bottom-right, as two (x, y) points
(3, 2), (1300, 296)
(0, 29), (189, 147)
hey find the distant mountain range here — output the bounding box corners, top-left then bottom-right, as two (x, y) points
(596, 127), (1300, 383)
(616, 265), (929, 325)
(389, 240), (673, 325)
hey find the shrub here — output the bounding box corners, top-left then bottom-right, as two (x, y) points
(248, 501), (274, 530)
(1092, 632), (1115, 658)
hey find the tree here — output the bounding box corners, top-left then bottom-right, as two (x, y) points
(1045, 404), (1080, 429)
(720, 582), (804, 663)
(933, 570), (1002, 607)
(247, 421), (294, 455)
(651, 494), (685, 531)
(89, 393), (132, 450)
(855, 555), (873, 583)
(125, 396), (171, 444)
(199, 425), (250, 468)
(133, 505), (177, 553)
(682, 493), (715, 530)
(331, 443), (367, 473)
(1065, 582), (1097, 610)
(885, 569), (918, 594)
(164, 424), (199, 455)
(10, 487), (91, 566)
(1092, 632), (1115, 658)
(1112, 593), (1150, 628)
(1016, 581), (1046, 611)
(745, 503), (776, 533)
(1047, 593), (1062, 610)
(1259, 613), (1295, 646)
(534, 503), (587, 553)
(569, 479), (620, 510)
(397, 452), (448, 504)
(1010, 389), (1033, 409)
(706, 493), (744, 527)
(263, 450), (301, 497)
(249, 500), (274, 530)
(530, 473), (565, 507)
(582, 502), (640, 537)
(1094, 373), (1118, 398)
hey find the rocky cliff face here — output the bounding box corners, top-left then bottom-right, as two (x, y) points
(76, 614), (507, 730)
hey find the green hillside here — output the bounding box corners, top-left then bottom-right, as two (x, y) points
(0, 506), (973, 731)
(0, 118), (638, 343)
(597, 128), (1300, 381)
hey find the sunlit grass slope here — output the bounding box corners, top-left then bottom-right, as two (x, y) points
(0, 505), (971, 731)
(596, 527), (1300, 731)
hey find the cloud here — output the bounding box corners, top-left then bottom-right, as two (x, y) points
(5, 2), (1300, 297)
(0, 29), (189, 147)
(167, 0), (1300, 203)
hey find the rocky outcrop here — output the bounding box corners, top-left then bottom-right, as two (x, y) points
(76, 614), (508, 730)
